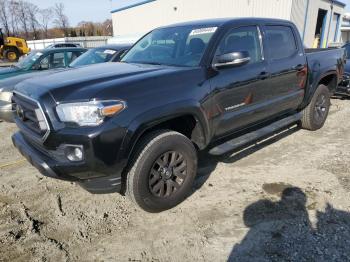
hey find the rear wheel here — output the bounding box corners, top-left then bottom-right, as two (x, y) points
(4, 48), (20, 62)
(126, 130), (197, 212)
(301, 84), (330, 131)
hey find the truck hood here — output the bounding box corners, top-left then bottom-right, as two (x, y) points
(15, 62), (191, 102)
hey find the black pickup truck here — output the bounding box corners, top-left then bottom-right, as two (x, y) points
(12, 18), (345, 212)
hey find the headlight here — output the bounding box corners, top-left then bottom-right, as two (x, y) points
(56, 100), (126, 126)
(0, 91), (13, 102)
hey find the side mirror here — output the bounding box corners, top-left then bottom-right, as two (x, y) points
(213, 51), (250, 69)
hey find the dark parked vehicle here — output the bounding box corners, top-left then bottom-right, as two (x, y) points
(12, 18), (345, 212)
(0, 47), (87, 80)
(69, 44), (131, 67)
(0, 45), (131, 122)
(336, 42), (350, 96)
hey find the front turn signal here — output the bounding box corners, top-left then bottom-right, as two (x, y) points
(101, 103), (126, 117)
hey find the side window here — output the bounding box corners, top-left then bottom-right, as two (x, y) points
(67, 51), (83, 64)
(38, 55), (50, 70)
(215, 26), (262, 64)
(50, 52), (65, 68)
(265, 26), (297, 60)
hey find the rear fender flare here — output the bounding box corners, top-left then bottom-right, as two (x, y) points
(302, 69), (337, 108)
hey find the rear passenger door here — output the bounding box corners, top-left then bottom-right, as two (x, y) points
(253, 25), (307, 120)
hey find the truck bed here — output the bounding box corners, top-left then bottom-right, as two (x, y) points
(304, 47), (345, 98)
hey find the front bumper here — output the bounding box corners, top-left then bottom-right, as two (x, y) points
(0, 101), (14, 122)
(12, 132), (124, 194)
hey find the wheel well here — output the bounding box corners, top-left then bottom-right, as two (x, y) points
(120, 115), (204, 195)
(145, 115), (203, 149)
(318, 74), (337, 93)
(4, 46), (19, 51)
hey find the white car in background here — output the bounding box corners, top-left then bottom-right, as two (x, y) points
(45, 43), (82, 49)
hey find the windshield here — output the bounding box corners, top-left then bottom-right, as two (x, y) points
(16, 51), (44, 69)
(121, 26), (217, 67)
(70, 48), (119, 67)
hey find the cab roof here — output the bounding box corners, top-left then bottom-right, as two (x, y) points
(160, 17), (292, 28)
(34, 47), (87, 53)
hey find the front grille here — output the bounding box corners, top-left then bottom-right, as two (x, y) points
(12, 93), (50, 141)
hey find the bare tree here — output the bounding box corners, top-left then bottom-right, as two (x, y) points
(77, 19), (113, 37)
(39, 8), (53, 38)
(0, 1), (111, 40)
(26, 2), (39, 39)
(9, 0), (20, 36)
(16, 0), (29, 38)
(103, 19), (113, 36)
(53, 3), (69, 36)
(0, 0), (10, 36)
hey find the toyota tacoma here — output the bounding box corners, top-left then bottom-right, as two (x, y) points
(11, 18), (345, 212)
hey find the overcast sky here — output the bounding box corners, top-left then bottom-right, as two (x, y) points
(27, 0), (350, 26)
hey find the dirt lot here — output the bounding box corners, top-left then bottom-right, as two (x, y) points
(0, 98), (350, 262)
(0, 61), (14, 67)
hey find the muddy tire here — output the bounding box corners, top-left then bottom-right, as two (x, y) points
(301, 84), (330, 131)
(126, 130), (197, 213)
(4, 48), (20, 62)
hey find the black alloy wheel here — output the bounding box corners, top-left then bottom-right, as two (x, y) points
(149, 151), (187, 198)
(126, 130), (197, 213)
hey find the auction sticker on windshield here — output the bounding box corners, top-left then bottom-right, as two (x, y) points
(104, 50), (117, 55)
(190, 27), (217, 36)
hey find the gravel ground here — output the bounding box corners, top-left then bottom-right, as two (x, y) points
(0, 98), (349, 262)
(0, 61), (14, 67)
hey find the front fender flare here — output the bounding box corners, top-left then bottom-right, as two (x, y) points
(120, 99), (210, 161)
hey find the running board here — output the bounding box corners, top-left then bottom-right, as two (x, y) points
(209, 113), (302, 156)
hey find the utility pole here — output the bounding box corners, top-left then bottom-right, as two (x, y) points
(302, 0), (310, 44)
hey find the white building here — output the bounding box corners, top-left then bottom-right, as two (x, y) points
(341, 12), (350, 43)
(111, 0), (346, 47)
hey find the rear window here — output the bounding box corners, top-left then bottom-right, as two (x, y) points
(265, 26), (297, 60)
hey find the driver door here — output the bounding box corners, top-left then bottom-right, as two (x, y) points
(210, 25), (268, 138)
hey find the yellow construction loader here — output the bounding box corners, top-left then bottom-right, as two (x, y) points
(0, 28), (30, 62)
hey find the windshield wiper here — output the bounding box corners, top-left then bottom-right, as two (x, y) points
(145, 62), (163, 65)
(129, 61), (163, 66)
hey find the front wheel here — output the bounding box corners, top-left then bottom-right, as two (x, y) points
(4, 48), (20, 62)
(301, 84), (330, 131)
(126, 130), (198, 212)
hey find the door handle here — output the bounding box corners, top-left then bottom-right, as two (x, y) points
(293, 64), (304, 71)
(258, 72), (270, 80)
